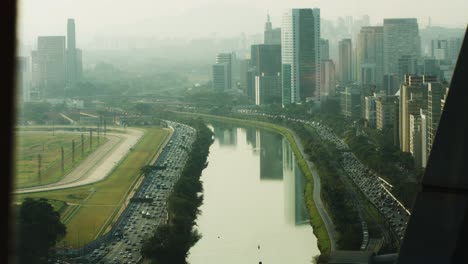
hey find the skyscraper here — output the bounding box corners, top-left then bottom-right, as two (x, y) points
(431, 39), (449, 60)
(338, 39), (353, 84)
(383, 19), (421, 78)
(251, 44), (282, 105)
(376, 95), (398, 130)
(320, 60), (336, 97)
(383, 74), (399, 95)
(398, 75), (437, 152)
(357, 26), (384, 88)
(66, 18), (79, 85)
(281, 8), (320, 106)
(250, 44), (281, 76)
(264, 13), (281, 45)
(340, 85), (361, 118)
(427, 82), (444, 156)
(216, 53), (233, 90)
(16, 57), (30, 104)
(212, 63), (229, 91)
(409, 114), (422, 168)
(320, 38), (330, 60)
(33, 36), (66, 98)
(398, 55), (419, 82)
(420, 109), (428, 168)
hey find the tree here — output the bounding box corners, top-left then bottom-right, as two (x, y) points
(140, 165), (155, 176)
(16, 198), (66, 264)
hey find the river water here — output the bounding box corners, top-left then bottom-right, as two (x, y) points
(188, 124), (319, 264)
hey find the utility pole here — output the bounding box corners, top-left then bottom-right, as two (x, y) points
(89, 128), (93, 151)
(38, 154), (42, 184)
(97, 122), (100, 145)
(72, 139), (75, 164)
(104, 120), (107, 137)
(61, 145), (64, 174)
(81, 134), (84, 158)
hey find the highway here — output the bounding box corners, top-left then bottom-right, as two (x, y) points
(70, 121), (197, 264)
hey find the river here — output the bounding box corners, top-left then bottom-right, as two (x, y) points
(188, 124), (320, 264)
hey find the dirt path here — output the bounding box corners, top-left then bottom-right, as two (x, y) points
(15, 127), (144, 194)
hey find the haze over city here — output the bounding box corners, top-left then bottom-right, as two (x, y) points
(18, 0), (468, 48)
(11, 0), (468, 263)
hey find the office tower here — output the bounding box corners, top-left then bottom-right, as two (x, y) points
(383, 19), (421, 77)
(246, 68), (256, 101)
(447, 38), (462, 64)
(251, 44), (281, 105)
(255, 73), (281, 105)
(427, 82), (444, 156)
(357, 26), (384, 88)
(409, 114), (422, 168)
(320, 60), (336, 97)
(421, 58), (440, 77)
(281, 8), (321, 106)
(420, 109), (428, 168)
(250, 45), (281, 76)
(216, 53), (233, 90)
(212, 63), (229, 91)
(398, 75), (436, 152)
(31, 51), (40, 100)
(76, 48), (83, 80)
(383, 74), (399, 95)
(398, 55), (419, 83)
(33, 36), (66, 98)
(238, 59), (250, 92)
(66, 18), (81, 85)
(340, 85), (361, 118)
(320, 38), (330, 60)
(264, 13), (281, 45)
(431, 39), (449, 60)
(364, 91), (386, 128)
(338, 39), (353, 84)
(16, 57), (30, 104)
(376, 95), (398, 130)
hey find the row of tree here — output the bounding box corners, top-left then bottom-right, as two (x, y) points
(141, 118), (213, 264)
(287, 121), (363, 250)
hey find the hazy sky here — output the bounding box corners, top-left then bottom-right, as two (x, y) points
(18, 0), (467, 46)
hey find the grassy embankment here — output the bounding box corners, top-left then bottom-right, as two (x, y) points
(15, 127), (169, 248)
(15, 132), (106, 188)
(171, 112), (332, 256)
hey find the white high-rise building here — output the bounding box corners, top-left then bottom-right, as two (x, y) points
(383, 19), (421, 77)
(281, 8), (320, 106)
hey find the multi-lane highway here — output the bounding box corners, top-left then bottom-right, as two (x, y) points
(73, 121), (196, 264)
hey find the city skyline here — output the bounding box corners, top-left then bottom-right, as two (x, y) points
(18, 0), (468, 48)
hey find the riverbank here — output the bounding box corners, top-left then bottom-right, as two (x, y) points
(167, 112), (334, 258)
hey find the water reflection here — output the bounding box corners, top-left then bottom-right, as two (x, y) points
(188, 124), (318, 264)
(283, 138), (310, 225)
(213, 125), (237, 146)
(259, 130), (283, 180)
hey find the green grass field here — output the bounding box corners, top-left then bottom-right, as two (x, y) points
(14, 127), (169, 248)
(15, 132), (107, 188)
